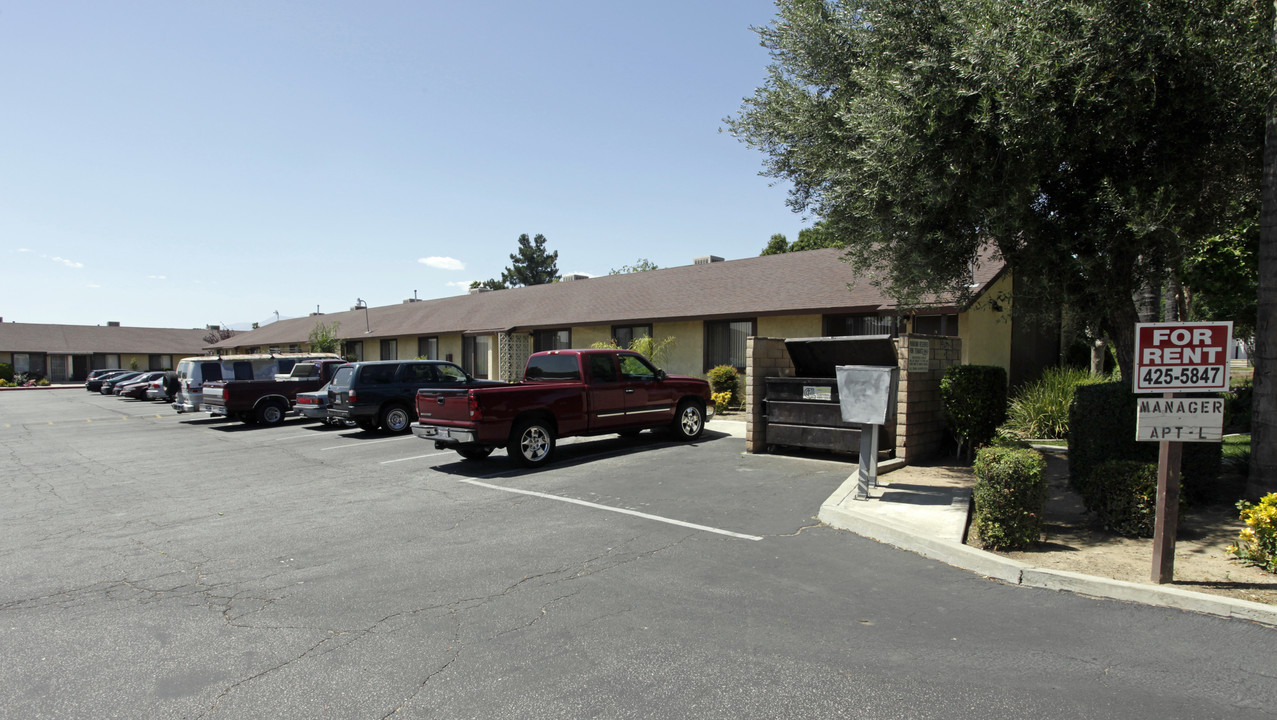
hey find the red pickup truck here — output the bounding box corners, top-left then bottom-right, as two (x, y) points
(202, 358), (347, 426)
(413, 349), (713, 467)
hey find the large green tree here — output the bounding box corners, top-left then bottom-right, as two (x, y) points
(728, 0), (1269, 380)
(1253, 1), (1277, 497)
(502, 233), (559, 287)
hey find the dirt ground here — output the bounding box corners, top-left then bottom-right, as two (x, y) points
(959, 451), (1277, 606)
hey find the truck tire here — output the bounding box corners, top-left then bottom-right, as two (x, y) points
(380, 404), (412, 434)
(456, 446), (493, 461)
(671, 400), (705, 441)
(508, 418), (556, 468)
(256, 400), (286, 426)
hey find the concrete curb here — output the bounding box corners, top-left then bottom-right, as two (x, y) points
(818, 499), (1277, 627)
(0, 385), (81, 391)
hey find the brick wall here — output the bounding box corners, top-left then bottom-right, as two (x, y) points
(744, 337), (794, 453)
(743, 334), (962, 462)
(894, 334), (962, 462)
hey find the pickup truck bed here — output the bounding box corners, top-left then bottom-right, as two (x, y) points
(414, 349), (713, 467)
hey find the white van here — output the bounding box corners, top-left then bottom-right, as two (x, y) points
(172, 353), (341, 414)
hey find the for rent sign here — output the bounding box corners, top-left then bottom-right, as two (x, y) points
(1133, 322), (1233, 393)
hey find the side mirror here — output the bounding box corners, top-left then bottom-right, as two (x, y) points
(656, 369), (667, 381)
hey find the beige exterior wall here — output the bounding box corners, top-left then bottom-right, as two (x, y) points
(438, 334), (464, 364)
(654, 321), (703, 377)
(758, 314), (822, 339)
(570, 325), (613, 349)
(0, 351), (11, 366)
(958, 273), (1013, 376)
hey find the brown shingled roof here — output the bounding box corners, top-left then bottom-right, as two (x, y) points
(212, 248), (1005, 348)
(0, 323), (211, 355)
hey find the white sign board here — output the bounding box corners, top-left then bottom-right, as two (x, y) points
(1134, 322), (1232, 393)
(1136, 397), (1225, 442)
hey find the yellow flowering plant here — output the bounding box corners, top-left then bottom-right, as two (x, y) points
(1228, 493), (1277, 574)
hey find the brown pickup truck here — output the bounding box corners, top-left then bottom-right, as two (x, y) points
(202, 358), (347, 426)
(413, 348), (713, 467)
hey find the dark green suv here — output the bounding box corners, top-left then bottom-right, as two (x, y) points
(325, 360), (504, 433)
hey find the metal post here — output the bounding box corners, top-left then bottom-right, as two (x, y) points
(855, 424), (879, 500)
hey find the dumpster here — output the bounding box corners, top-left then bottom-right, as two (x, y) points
(763, 335), (899, 455)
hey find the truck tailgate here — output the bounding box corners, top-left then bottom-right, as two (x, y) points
(415, 387), (473, 423)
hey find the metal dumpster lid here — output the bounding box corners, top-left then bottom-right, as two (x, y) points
(783, 335), (898, 377)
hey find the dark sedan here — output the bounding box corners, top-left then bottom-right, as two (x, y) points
(99, 371), (145, 395)
(85, 370), (131, 392)
(117, 372), (166, 399)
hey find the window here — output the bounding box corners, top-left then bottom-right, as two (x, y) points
(588, 354), (617, 383)
(418, 336), (438, 360)
(380, 339), (398, 361)
(344, 341), (363, 362)
(399, 363), (437, 383)
(534, 329), (571, 352)
(611, 324), (651, 348)
(288, 344), (300, 353)
(437, 364), (468, 383)
(526, 354), (581, 381)
(463, 336), (490, 378)
(619, 353), (658, 381)
(911, 314), (958, 336)
(704, 319), (754, 372)
(824, 314), (899, 337)
(360, 364), (396, 384)
(14, 353), (29, 374)
(232, 362), (254, 380)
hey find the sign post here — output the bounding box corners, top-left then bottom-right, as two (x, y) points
(1133, 321), (1232, 584)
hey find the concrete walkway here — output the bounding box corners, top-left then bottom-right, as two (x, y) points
(817, 457), (1277, 627)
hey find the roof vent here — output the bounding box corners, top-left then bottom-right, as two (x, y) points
(403, 298), (422, 303)
(694, 255), (724, 265)
(560, 273), (590, 282)
(469, 287), (491, 294)
(107, 321), (121, 327)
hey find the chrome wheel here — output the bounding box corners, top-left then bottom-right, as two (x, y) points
(382, 406), (411, 433)
(508, 420), (556, 467)
(673, 401), (704, 441)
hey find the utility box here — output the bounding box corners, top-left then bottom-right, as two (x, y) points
(763, 336), (899, 456)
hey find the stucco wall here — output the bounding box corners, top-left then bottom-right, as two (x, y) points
(653, 321), (703, 377)
(758, 314), (822, 339)
(571, 325), (613, 349)
(959, 272), (1013, 376)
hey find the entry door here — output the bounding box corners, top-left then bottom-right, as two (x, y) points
(72, 356), (90, 382)
(50, 355), (68, 382)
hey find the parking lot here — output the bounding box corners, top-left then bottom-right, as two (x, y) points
(4, 391), (1276, 719)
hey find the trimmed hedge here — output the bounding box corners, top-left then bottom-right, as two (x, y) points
(941, 365), (1007, 458)
(1084, 460), (1166, 538)
(972, 446), (1047, 550)
(0, 363), (12, 383)
(1068, 383), (1222, 504)
(706, 365), (741, 405)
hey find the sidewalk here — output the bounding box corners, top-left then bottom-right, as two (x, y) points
(0, 383), (81, 391)
(817, 454), (1277, 627)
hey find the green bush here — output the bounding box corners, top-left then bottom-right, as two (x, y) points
(1229, 493), (1277, 573)
(707, 365), (741, 404)
(1084, 460), (1167, 538)
(1068, 383), (1222, 504)
(1002, 367), (1107, 440)
(971, 446), (1047, 550)
(1223, 375), (1253, 432)
(940, 365), (1007, 458)
(0, 362), (12, 383)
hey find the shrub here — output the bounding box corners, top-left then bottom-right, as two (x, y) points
(940, 365), (1007, 458)
(1223, 376), (1253, 432)
(707, 365), (741, 404)
(1002, 367), (1107, 440)
(971, 446), (1047, 550)
(1084, 460), (1165, 538)
(1229, 493), (1277, 573)
(17, 371), (45, 386)
(711, 391), (732, 415)
(0, 378), (9, 387)
(1068, 383), (1222, 504)
(0, 362), (12, 383)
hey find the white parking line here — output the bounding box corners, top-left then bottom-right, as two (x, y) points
(380, 451), (452, 465)
(320, 435), (416, 451)
(457, 478), (764, 541)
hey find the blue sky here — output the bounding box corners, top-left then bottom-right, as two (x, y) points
(1, 1), (811, 330)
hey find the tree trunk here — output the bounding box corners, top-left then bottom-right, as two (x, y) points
(1103, 299), (1141, 384)
(1164, 275), (1182, 322)
(1250, 3), (1277, 500)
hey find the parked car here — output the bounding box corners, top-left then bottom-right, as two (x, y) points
(171, 353), (341, 413)
(295, 383), (345, 425)
(326, 360), (505, 433)
(414, 349), (712, 467)
(100, 371), (144, 394)
(85, 370), (130, 392)
(202, 359), (346, 426)
(117, 372), (166, 399)
(147, 371), (180, 402)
